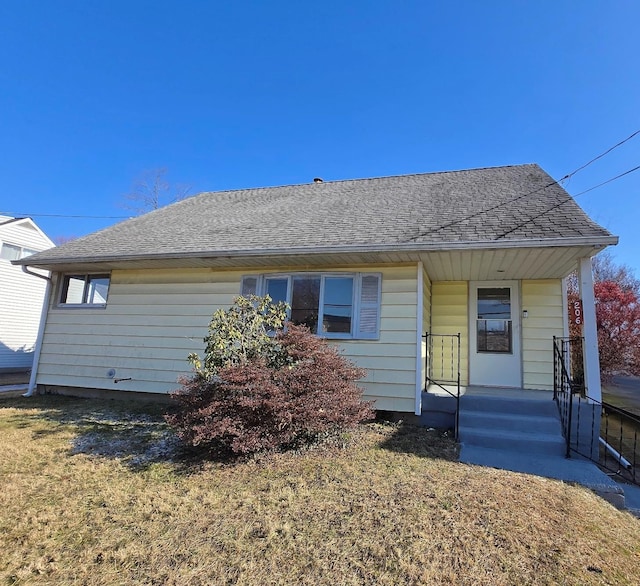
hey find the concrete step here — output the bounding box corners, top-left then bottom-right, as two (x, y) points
(460, 395), (558, 417)
(458, 426), (566, 456)
(459, 410), (562, 435)
(422, 392), (457, 413)
(420, 392), (457, 429)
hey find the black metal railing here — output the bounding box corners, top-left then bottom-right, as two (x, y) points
(553, 336), (640, 486)
(424, 332), (461, 439)
(600, 401), (639, 485)
(553, 336), (584, 457)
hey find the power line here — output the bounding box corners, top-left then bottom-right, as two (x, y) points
(558, 129), (640, 183)
(4, 129), (640, 226)
(495, 163), (640, 239)
(407, 127), (640, 242)
(0, 211), (130, 220)
(572, 164), (640, 197)
(405, 177), (558, 242)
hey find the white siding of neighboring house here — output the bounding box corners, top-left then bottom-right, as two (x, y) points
(521, 279), (564, 390)
(429, 281), (469, 386)
(36, 265), (419, 412)
(0, 220), (52, 370)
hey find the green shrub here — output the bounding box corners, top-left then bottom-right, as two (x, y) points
(166, 296), (373, 456)
(187, 294), (290, 377)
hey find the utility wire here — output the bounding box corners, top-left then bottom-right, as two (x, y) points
(495, 163), (640, 239)
(3, 129), (640, 225)
(572, 164), (640, 197)
(407, 127), (640, 241)
(405, 178), (558, 242)
(557, 129), (640, 183)
(0, 211), (130, 220)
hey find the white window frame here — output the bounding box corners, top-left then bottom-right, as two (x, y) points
(0, 242), (38, 261)
(241, 272), (381, 341)
(57, 273), (111, 308)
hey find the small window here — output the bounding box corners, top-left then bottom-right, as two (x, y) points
(0, 243), (21, 261)
(476, 287), (512, 353)
(0, 242), (36, 260)
(0, 242), (39, 260)
(59, 274), (110, 306)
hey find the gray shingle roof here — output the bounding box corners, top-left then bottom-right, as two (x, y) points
(21, 164), (614, 267)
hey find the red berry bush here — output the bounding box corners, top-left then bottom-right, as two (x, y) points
(166, 297), (373, 456)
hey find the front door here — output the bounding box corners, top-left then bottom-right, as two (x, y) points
(469, 281), (522, 387)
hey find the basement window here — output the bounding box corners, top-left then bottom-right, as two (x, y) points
(59, 274), (110, 307)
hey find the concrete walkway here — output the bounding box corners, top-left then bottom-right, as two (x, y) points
(457, 392), (633, 512)
(0, 384), (28, 396)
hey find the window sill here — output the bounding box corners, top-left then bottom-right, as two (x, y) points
(55, 304), (107, 309)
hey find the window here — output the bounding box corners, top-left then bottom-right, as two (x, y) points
(476, 287), (512, 353)
(0, 242), (37, 261)
(241, 272), (382, 340)
(59, 274), (110, 306)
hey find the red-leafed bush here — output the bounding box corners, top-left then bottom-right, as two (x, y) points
(166, 322), (373, 456)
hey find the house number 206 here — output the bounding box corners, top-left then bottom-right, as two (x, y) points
(572, 300), (583, 326)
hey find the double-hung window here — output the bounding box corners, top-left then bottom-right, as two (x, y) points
(59, 274), (110, 307)
(241, 272), (382, 340)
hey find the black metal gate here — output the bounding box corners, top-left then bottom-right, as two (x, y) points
(424, 332), (461, 439)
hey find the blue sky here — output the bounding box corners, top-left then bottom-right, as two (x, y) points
(1, 1), (639, 273)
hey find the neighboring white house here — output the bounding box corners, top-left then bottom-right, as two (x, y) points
(0, 216), (54, 372)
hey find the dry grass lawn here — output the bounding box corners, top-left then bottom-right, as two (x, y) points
(1, 395), (639, 586)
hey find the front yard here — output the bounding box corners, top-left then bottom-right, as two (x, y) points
(1, 395), (639, 585)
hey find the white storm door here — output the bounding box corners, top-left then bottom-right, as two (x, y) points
(469, 282), (522, 388)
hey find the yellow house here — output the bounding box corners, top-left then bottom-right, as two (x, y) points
(15, 165), (616, 418)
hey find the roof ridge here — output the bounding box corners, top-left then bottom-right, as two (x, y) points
(194, 163), (540, 198)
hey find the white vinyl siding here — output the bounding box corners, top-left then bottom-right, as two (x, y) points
(521, 279), (564, 390)
(36, 265), (419, 412)
(0, 219), (52, 370)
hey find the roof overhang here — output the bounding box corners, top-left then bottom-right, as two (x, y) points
(15, 235), (618, 281)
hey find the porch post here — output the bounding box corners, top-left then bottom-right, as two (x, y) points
(415, 261), (424, 416)
(578, 257), (601, 402)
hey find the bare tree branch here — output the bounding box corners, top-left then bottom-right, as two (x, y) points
(120, 168), (192, 215)
(53, 235), (78, 246)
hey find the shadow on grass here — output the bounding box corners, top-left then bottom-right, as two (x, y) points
(0, 394), (295, 472)
(374, 413), (459, 461)
(0, 394), (192, 470)
(0, 394), (460, 472)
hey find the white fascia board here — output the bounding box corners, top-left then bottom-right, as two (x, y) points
(14, 235), (619, 270)
(4, 217), (55, 248)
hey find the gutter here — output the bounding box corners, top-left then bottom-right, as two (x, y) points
(13, 235), (619, 271)
(20, 266), (52, 397)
